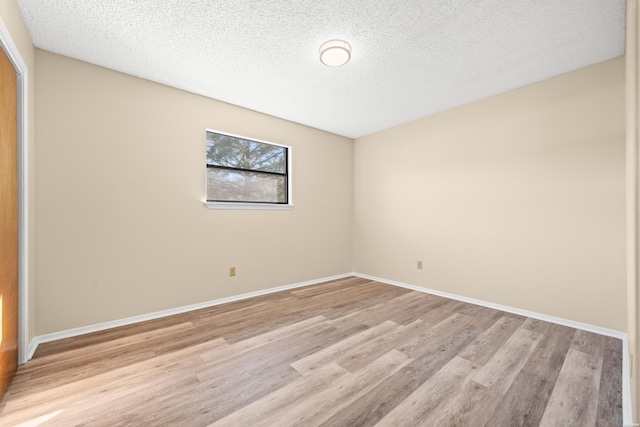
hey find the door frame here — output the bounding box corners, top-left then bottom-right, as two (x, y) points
(0, 17), (29, 365)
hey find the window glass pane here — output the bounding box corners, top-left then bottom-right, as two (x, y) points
(207, 168), (286, 203)
(206, 132), (286, 174)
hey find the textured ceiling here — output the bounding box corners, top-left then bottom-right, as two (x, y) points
(17, 0), (626, 139)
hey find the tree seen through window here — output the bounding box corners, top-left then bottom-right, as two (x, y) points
(206, 131), (288, 204)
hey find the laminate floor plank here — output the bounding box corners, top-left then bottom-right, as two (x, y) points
(197, 321), (364, 383)
(11, 348), (159, 395)
(415, 298), (470, 328)
(539, 348), (603, 426)
(199, 315), (328, 364)
(335, 319), (423, 373)
(182, 361), (301, 424)
(596, 336), (623, 426)
(269, 349), (412, 427)
(0, 277), (622, 426)
(458, 315), (524, 366)
(485, 370), (555, 427)
(320, 318), (484, 427)
(1, 338), (226, 426)
(327, 291), (434, 329)
(44, 375), (203, 427)
(30, 312), (198, 358)
(302, 282), (414, 322)
(485, 322), (575, 426)
(522, 323), (576, 379)
(210, 362), (351, 427)
(18, 323), (196, 391)
(290, 276), (373, 297)
(385, 293), (451, 326)
(22, 322), (195, 372)
(375, 356), (479, 426)
(298, 285), (404, 326)
(395, 312), (476, 359)
(320, 365), (426, 427)
(428, 379), (503, 427)
(291, 320), (402, 374)
(455, 304), (506, 330)
(214, 282), (402, 340)
(570, 329), (605, 354)
(521, 317), (553, 334)
(473, 327), (543, 395)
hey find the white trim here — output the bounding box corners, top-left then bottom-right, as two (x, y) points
(26, 339), (38, 361)
(353, 273), (626, 338)
(353, 272), (632, 423)
(0, 17), (29, 365)
(204, 201), (293, 210)
(25, 272), (633, 422)
(29, 273), (352, 349)
(626, 1), (640, 422)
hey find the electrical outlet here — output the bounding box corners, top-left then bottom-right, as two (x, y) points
(417, 261), (423, 270)
(229, 267), (236, 277)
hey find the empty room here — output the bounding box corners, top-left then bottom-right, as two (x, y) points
(0, 0), (638, 425)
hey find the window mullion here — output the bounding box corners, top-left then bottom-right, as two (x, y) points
(206, 164), (286, 177)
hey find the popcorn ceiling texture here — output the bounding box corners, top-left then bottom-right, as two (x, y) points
(17, 0), (625, 138)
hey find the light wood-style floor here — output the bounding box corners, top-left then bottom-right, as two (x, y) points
(0, 277), (623, 426)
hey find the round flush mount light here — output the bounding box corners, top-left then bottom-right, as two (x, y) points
(319, 40), (351, 67)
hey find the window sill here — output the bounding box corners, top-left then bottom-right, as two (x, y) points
(204, 202), (294, 211)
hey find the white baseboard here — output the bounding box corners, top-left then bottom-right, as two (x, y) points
(26, 339), (38, 361)
(353, 273), (625, 338)
(26, 272), (353, 360)
(352, 272), (633, 425)
(25, 271), (633, 424)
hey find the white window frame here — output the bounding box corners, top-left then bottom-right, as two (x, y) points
(204, 129), (293, 210)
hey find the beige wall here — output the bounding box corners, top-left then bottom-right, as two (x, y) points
(354, 57), (627, 331)
(34, 50), (353, 335)
(0, 0), (36, 347)
(32, 33), (628, 336)
(2, 0), (633, 411)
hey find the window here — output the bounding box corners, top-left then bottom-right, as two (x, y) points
(205, 130), (291, 209)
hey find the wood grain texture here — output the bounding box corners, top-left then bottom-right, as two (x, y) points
(486, 322), (575, 426)
(0, 277), (623, 426)
(539, 348), (603, 426)
(472, 327), (543, 394)
(375, 356), (479, 427)
(596, 336), (623, 426)
(0, 45), (18, 401)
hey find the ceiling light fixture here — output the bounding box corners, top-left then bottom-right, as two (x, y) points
(319, 40), (351, 67)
